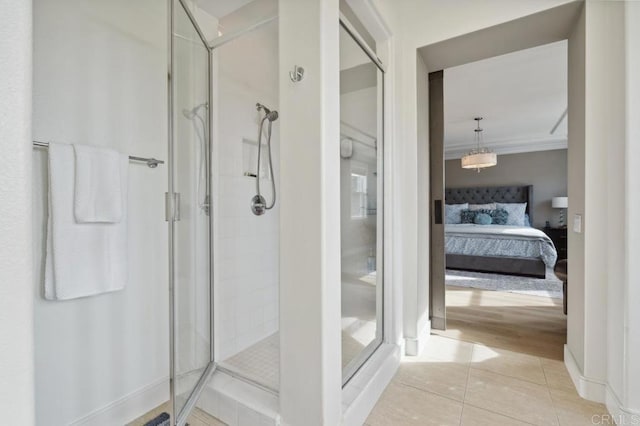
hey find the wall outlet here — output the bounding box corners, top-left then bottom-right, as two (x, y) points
(573, 214), (582, 233)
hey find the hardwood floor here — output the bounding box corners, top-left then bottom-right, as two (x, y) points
(434, 285), (567, 360)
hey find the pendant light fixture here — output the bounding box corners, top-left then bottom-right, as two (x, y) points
(461, 117), (497, 172)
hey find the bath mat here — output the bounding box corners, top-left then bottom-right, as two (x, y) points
(445, 268), (563, 299)
(143, 412), (170, 426)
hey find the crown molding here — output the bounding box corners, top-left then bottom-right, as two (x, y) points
(445, 135), (567, 160)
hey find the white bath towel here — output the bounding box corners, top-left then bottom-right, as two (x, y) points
(73, 144), (124, 223)
(45, 142), (129, 300)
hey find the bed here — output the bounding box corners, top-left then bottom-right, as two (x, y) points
(444, 185), (557, 278)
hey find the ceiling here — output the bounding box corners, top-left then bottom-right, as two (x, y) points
(443, 40), (567, 159)
(193, 0), (254, 19)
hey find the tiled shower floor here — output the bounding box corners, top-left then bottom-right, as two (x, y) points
(220, 327), (374, 393)
(220, 332), (280, 391)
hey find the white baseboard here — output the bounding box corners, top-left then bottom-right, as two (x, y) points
(197, 370), (280, 426)
(342, 343), (401, 426)
(606, 385), (640, 425)
(70, 377), (169, 426)
(404, 320), (431, 356)
(563, 345), (606, 403)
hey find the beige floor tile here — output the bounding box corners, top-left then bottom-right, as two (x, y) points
(192, 407), (227, 425)
(471, 344), (547, 385)
(419, 334), (475, 363)
(540, 358), (576, 392)
(549, 387), (613, 426)
(465, 368), (558, 425)
(366, 381), (463, 426)
(395, 358), (469, 401)
(460, 404), (532, 426)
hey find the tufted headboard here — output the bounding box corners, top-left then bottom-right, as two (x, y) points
(445, 185), (534, 225)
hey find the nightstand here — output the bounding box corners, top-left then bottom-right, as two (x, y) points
(544, 227), (567, 261)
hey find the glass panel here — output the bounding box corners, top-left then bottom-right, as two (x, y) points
(171, 0), (211, 419)
(211, 13), (280, 392)
(340, 23), (384, 382)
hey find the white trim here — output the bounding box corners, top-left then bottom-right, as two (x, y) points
(404, 320), (431, 356)
(345, 0), (393, 41)
(69, 377), (169, 426)
(563, 345), (606, 403)
(342, 343), (401, 425)
(197, 370), (280, 426)
(605, 385), (640, 426)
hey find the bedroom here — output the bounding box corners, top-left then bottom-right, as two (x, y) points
(431, 40), (569, 358)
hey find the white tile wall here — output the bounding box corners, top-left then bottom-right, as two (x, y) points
(213, 34), (279, 362)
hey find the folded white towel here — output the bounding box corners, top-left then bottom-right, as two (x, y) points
(73, 144), (124, 223)
(45, 142), (129, 300)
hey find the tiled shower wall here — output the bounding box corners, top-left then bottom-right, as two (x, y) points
(213, 15), (279, 361)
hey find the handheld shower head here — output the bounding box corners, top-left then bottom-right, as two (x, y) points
(183, 103), (208, 119)
(266, 110), (279, 122)
(256, 103), (278, 122)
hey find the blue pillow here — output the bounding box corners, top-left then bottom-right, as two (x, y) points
(460, 209), (476, 224)
(491, 209), (509, 225)
(474, 212), (492, 225)
(496, 202), (527, 226)
(445, 203), (468, 224)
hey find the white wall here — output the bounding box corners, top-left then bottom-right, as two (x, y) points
(372, 0), (577, 355)
(623, 0), (640, 415)
(32, 1), (169, 424)
(0, 1), (35, 424)
(373, 0), (640, 418)
(279, 0), (342, 423)
(445, 149), (568, 228)
(213, 1), (280, 361)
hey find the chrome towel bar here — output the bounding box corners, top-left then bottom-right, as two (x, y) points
(32, 140), (164, 168)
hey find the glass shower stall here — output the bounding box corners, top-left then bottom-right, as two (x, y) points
(167, 1), (384, 424)
(168, 0), (281, 423)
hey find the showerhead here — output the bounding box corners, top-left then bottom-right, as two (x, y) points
(266, 110), (278, 122)
(256, 102), (278, 122)
(183, 103), (208, 119)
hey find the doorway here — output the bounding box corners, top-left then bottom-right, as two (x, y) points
(424, 3), (580, 361)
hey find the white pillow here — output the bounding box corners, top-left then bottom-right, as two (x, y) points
(496, 202), (527, 226)
(445, 203), (468, 224)
(469, 203), (496, 211)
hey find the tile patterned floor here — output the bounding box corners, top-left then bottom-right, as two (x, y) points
(132, 286), (610, 426)
(220, 332), (280, 391)
(127, 402), (225, 426)
(366, 335), (612, 425)
(366, 281), (613, 426)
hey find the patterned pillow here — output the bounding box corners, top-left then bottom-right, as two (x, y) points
(474, 212), (492, 225)
(445, 203), (468, 224)
(460, 209), (476, 223)
(490, 208), (509, 225)
(496, 202), (527, 226)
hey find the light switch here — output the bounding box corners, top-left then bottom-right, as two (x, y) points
(573, 214), (582, 233)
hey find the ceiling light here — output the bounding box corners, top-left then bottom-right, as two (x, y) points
(461, 117), (497, 172)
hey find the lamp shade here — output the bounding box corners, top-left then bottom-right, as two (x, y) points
(461, 152), (497, 169)
(551, 196), (568, 208)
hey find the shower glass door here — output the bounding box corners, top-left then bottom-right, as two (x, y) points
(169, 1), (213, 424)
(339, 18), (385, 384)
